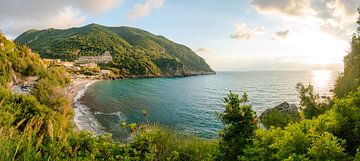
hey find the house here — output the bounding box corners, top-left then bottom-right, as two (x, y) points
(75, 51), (113, 64)
(71, 66), (81, 71)
(100, 70), (112, 76)
(79, 62), (98, 69)
(43, 59), (61, 64)
(60, 61), (74, 68)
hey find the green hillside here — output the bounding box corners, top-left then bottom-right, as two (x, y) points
(14, 24), (214, 76)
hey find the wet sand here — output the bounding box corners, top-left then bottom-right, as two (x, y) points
(65, 78), (99, 131)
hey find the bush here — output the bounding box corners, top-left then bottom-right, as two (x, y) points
(216, 91), (257, 160)
(131, 125), (217, 161)
(242, 120), (348, 160)
(296, 83), (330, 119)
(261, 109), (299, 129)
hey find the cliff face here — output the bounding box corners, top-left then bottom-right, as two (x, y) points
(15, 24), (215, 76)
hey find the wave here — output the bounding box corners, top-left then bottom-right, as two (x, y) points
(95, 111), (124, 118)
(73, 81), (104, 134)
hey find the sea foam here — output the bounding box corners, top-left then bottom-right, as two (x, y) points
(73, 81), (104, 134)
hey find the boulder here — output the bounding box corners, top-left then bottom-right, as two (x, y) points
(260, 102), (299, 120)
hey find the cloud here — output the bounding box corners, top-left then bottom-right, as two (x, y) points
(0, 0), (122, 38)
(272, 29), (290, 40)
(196, 48), (214, 54)
(251, 0), (360, 39)
(311, 0), (359, 38)
(127, 0), (165, 20)
(230, 22), (265, 40)
(46, 7), (86, 29)
(252, 0), (359, 19)
(251, 0), (311, 16)
(73, 0), (122, 14)
(0, 7), (86, 38)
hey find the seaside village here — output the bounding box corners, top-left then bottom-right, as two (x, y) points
(10, 49), (115, 95)
(43, 51), (114, 78)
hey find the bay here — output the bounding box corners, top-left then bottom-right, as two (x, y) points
(76, 70), (339, 141)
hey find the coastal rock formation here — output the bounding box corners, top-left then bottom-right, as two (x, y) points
(260, 102), (299, 119)
(260, 102), (300, 128)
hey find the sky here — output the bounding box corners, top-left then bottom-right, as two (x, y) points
(0, 0), (359, 71)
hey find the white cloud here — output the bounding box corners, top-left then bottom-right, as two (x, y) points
(251, 0), (360, 39)
(46, 7), (86, 29)
(0, 0), (122, 38)
(196, 48), (214, 54)
(127, 0), (165, 20)
(230, 23), (264, 40)
(251, 0), (311, 16)
(272, 29), (290, 40)
(73, 0), (122, 14)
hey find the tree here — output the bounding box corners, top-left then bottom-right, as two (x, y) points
(260, 109), (298, 129)
(296, 83), (330, 119)
(334, 7), (360, 97)
(216, 91), (257, 160)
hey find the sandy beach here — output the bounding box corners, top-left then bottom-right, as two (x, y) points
(64, 78), (99, 131)
(65, 78), (98, 101)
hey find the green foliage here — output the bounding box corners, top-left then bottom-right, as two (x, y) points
(217, 91), (257, 160)
(296, 83), (330, 119)
(0, 33), (46, 86)
(132, 125), (217, 161)
(335, 8), (360, 97)
(324, 87), (360, 154)
(0, 33), (156, 160)
(241, 86), (360, 159)
(242, 123), (348, 160)
(14, 24), (214, 76)
(109, 26), (213, 74)
(261, 109), (298, 128)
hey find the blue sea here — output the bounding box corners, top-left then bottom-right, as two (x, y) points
(74, 71), (339, 141)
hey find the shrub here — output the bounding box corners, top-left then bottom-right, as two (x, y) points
(216, 91), (257, 160)
(296, 83), (330, 119)
(261, 109), (298, 128)
(131, 125), (217, 161)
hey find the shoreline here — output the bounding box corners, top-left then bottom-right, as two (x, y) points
(64, 73), (215, 132)
(65, 78), (100, 131)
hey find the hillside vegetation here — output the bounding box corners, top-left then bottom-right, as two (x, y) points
(14, 24), (214, 76)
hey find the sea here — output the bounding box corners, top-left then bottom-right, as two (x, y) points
(73, 70), (339, 141)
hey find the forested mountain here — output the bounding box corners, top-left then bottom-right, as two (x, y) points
(14, 24), (214, 76)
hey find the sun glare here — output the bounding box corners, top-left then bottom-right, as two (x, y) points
(311, 70), (334, 95)
(288, 31), (349, 66)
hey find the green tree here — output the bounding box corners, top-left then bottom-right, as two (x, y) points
(296, 83), (329, 119)
(260, 109), (299, 129)
(216, 91), (257, 160)
(335, 8), (360, 97)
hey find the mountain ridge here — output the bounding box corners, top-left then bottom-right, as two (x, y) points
(15, 24), (215, 77)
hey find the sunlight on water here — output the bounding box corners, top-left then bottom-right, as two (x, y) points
(311, 70), (334, 96)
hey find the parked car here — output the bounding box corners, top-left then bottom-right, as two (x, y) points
(21, 85), (31, 92)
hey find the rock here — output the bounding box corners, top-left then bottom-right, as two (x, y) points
(260, 102), (299, 120)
